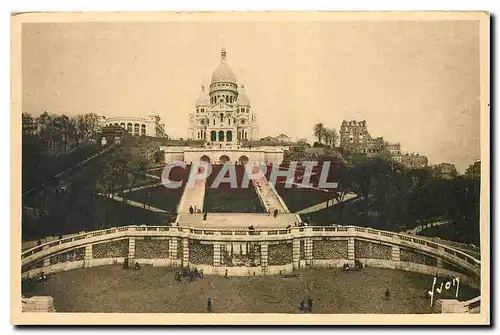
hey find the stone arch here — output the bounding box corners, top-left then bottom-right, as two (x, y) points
(127, 123), (133, 133)
(238, 155), (249, 165)
(219, 155), (230, 164)
(218, 130), (225, 141)
(120, 123), (125, 129)
(200, 155), (211, 163)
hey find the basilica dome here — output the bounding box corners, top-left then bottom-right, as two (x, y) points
(210, 48), (237, 85)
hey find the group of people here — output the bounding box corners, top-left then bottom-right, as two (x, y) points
(341, 259), (364, 272)
(175, 267), (204, 282)
(188, 205), (202, 215)
(268, 209), (280, 218)
(123, 261), (141, 270)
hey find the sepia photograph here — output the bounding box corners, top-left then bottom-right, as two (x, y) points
(11, 11), (490, 325)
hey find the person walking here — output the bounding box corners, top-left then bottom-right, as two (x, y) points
(225, 269), (228, 279)
(207, 298), (212, 313)
(307, 297), (313, 312)
(385, 288), (391, 300)
(189, 205), (194, 215)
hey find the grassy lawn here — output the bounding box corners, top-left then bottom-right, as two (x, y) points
(204, 185), (265, 213)
(203, 165), (266, 213)
(22, 265), (479, 314)
(125, 185), (184, 212)
(276, 187), (330, 213)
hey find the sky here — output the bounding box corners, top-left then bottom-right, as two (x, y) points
(22, 20), (481, 172)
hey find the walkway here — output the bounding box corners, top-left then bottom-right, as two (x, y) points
(120, 182), (163, 194)
(177, 178), (206, 214)
(253, 176), (289, 214)
(97, 193), (168, 213)
(176, 213), (299, 229)
(296, 192), (359, 214)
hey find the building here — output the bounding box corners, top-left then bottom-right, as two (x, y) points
(340, 120), (370, 153)
(98, 115), (167, 138)
(187, 48), (259, 146)
(431, 163), (458, 179)
(393, 153), (428, 169)
(465, 160), (481, 179)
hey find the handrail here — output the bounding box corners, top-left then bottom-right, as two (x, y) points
(21, 224), (481, 270)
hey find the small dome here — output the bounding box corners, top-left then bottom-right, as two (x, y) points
(237, 84), (250, 106)
(196, 85), (209, 106)
(210, 48), (237, 85)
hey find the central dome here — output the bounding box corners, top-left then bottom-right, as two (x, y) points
(210, 48), (237, 85)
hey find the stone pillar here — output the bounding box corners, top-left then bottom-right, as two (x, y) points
(182, 237), (189, 267)
(213, 243), (221, 267)
(260, 242), (269, 272)
(84, 245), (93, 268)
(347, 237), (355, 265)
(169, 238), (178, 260)
(391, 245), (400, 262)
(436, 246), (444, 268)
(304, 237), (313, 266)
(292, 238), (300, 270)
(128, 237), (136, 267)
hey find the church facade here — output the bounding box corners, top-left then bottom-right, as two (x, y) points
(187, 48), (259, 146)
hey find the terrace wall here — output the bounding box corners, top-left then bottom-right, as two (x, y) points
(22, 225), (481, 291)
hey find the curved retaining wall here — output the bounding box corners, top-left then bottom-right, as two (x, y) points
(21, 225), (480, 289)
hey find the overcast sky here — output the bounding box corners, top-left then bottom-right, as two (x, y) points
(22, 20), (480, 172)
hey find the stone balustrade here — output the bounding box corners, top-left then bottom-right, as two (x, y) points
(21, 224), (481, 296)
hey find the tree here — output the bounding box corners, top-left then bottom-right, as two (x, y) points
(313, 123), (325, 144)
(321, 128), (339, 148)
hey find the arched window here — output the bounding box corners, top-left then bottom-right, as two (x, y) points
(227, 130), (232, 142)
(218, 130), (225, 142)
(134, 123), (140, 135)
(213, 119), (215, 126)
(120, 123), (125, 129)
(220, 113), (224, 123)
(210, 131), (217, 141)
(225, 96), (229, 103)
(127, 123), (132, 133)
(228, 118), (231, 125)
(141, 124), (146, 136)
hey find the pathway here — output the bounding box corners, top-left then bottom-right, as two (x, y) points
(253, 176), (289, 214)
(176, 213), (299, 229)
(177, 178), (206, 214)
(296, 192), (359, 214)
(97, 193), (167, 213)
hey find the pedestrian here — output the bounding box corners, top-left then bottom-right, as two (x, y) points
(307, 297), (313, 312)
(203, 212), (208, 220)
(207, 298), (212, 313)
(189, 205), (194, 215)
(300, 300), (306, 312)
(200, 269), (204, 278)
(274, 209), (278, 218)
(385, 288), (391, 300)
(268, 209), (271, 216)
(225, 269), (228, 279)
(194, 205), (198, 213)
